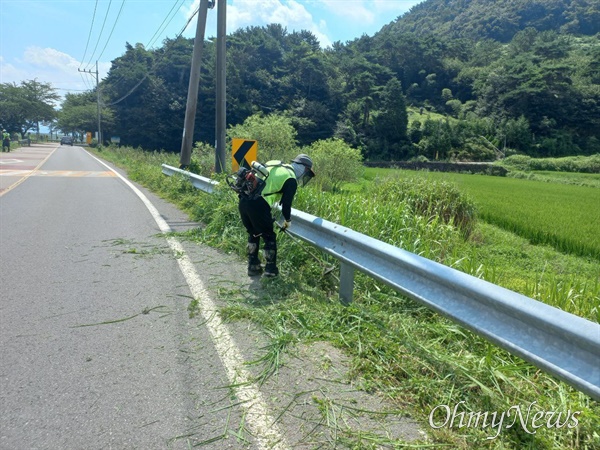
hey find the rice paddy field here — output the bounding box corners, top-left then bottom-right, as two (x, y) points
(364, 168), (600, 261)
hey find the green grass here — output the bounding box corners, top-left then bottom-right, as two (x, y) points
(91, 146), (600, 449)
(364, 168), (600, 260)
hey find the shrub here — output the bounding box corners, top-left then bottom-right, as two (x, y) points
(365, 176), (477, 237)
(500, 154), (532, 170)
(226, 113), (298, 162)
(305, 138), (363, 192)
(454, 138), (497, 161)
(501, 154), (600, 173)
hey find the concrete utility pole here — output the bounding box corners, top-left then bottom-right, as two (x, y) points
(214, 0), (227, 173)
(179, 0), (212, 169)
(78, 61), (102, 145)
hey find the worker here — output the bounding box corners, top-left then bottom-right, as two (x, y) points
(238, 154), (315, 277)
(2, 130), (10, 152)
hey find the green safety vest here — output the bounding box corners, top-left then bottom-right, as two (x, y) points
(262, 161), (296, 206)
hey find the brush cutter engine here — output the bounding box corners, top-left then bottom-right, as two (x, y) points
(227, 165), (267, 200)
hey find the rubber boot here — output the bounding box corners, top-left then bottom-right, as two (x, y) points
(263, 239), (278, 277)
(247, 242), (262, 276)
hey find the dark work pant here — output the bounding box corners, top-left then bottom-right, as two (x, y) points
(238, 196), (277, 266)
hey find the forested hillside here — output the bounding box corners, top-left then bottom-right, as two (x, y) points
(56, 0), (599, 160)
(383, 0), (599, 41)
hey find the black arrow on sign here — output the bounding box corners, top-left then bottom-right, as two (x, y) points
(234, 140), (254, 169)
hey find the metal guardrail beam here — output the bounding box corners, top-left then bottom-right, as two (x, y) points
(162, 164), (220, 193)
(162, 164), (600, 400)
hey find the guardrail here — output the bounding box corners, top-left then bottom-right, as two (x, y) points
(161, 163), (600, 400)
(162, 164), (220, 193)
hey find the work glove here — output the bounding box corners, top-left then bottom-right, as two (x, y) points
(282, 220), (291, 231)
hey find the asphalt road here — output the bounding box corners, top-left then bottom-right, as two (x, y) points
(0, 145), (253, 449)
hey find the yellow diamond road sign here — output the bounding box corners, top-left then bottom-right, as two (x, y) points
(232, 139), (257, 171)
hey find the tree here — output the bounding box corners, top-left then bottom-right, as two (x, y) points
(0, 79), (59, 137)
(57, 91), (113, 136)
(102, 43), (163, 149)
(374, 77), (409, 159)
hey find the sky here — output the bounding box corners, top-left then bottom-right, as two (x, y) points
(0, 0), (425, 97)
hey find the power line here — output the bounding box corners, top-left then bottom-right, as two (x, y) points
(95, 0), (127, 63)
(105, 5), (202, 107)
(95, 0), (189, 96)
(80, 0), (99, 69)
(79, 72), (94, 91)
(56, 88), (91, 92)
(146, 0), (186, 50)
(84, 0), (113, 69)
(76, 0), (203, 106)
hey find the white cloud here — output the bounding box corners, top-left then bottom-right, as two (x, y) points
(317, 0), (420, 23)
(0, 47), (107, 97)
(23, 46), (80, 72)
(183, 0), (332, 47)
(318, 0), (375, 24)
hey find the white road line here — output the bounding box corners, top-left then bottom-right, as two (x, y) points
(86, 150), (289, 450)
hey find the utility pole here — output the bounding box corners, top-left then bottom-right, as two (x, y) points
(179, 0), (212, 169)
(215, 0), (227, 173)
(78, 61), (102, 145)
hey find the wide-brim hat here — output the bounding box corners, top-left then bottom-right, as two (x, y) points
(292, 154), (315, 177)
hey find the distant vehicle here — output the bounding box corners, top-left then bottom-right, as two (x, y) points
(60, 136), (73, 146)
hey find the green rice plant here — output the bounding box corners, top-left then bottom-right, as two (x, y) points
(364, 168), (600, 260)
(472, 178), (600, 260)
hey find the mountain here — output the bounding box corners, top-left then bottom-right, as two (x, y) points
(381, 0), (600, 42)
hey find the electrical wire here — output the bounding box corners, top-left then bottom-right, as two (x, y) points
(145, 0), (186, 50)
(105, 4), (201, 107)
(80, 0), (99, 69)
(95, 0), (127, 63)
(84, 0), (113, 69)
(96, 0), (191, 99)
(79, 72), (94, 91)
(56, 88), (91, 92)
(76, 0), (201, 104)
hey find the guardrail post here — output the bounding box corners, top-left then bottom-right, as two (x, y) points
(339, 262), (355, 305)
